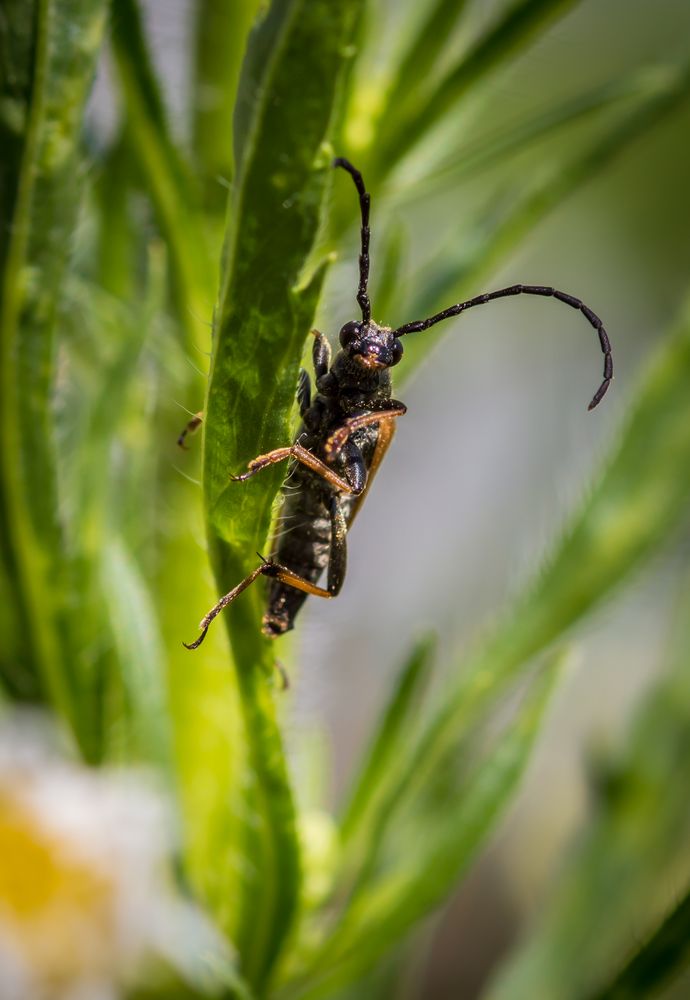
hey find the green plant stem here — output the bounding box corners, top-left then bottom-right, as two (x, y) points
(109, 0), (215, 348)
(190, 0), (262, 213)
(201, 0), (364, 988)
(0, 0), (107, 752)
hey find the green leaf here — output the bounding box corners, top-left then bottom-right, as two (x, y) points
(368, 217), (409, 328)
(589, 891), (690, 1000)
(190, 0), (262, 213)
(405, 67), (676, 200)
(281, 652), (565, 999)
(339, 634), (436, 844)
(396, 59), (690, 376)
(109, 0), (215, 347)
(100, 539), (171, 768)
(0, 0), (108, 750)
(200, 0), (364, 989)
(484, 579), (690, 1000)
(371, 0), (582, 179)
(344, 0), (470, 158)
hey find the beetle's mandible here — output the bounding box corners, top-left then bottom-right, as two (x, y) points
(183, 158), (613, 649)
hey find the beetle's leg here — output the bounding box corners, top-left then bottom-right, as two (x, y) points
(325, 403), (407, 462)
(326, 494), (348, 596)
(177, 411), (203, 450)
(186, 492), (358, 650)
(183, 562), (268, 649)
(297, 368), (312, 416)
(231, 442), (364, 495)
(185, 558), (336, 650)
(311, 328), (331, 379)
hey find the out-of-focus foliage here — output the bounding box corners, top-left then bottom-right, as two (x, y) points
(1, 0), (690, 997)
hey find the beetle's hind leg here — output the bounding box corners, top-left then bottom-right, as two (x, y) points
(185, 498), (350, 649)
(177, 411), (203, 449)
(184, 556), (335, 650)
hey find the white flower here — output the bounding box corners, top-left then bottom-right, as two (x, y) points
(0, 715), (233, 1000)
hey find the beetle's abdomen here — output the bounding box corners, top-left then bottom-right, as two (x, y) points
(263, 464), (332, 636)
(262, 404), (381, 637)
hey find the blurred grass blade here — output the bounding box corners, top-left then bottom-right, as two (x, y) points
(369, 218), (408, 327)
(201, 0), (364, 988)
(353, 0), (470, 153)
(389, 0), (471, 107)
(0, 0), (107, 748)
(0, 0), (33, 699)
(191, 0), (262, 212)
(339, 634), (436, 843)
(283, 653), (564, 999)
(101, 539), (171, 769)
(589, 891), (690, 1000)
(344, 288), (690, 925)
(372, 0), (582, 178)
(109, 0), (215, 346)
(408, 67), (676, 198)
(485, 576), (690, 1000)
(94, 135), (138, 298)
(398, 59), (690, 371)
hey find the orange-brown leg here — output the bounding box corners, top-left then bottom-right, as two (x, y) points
(177, 411), (203, 449)
(231, 441), (361, 494)
(324, 403), (407, 461)
(183, 557), (334, 650)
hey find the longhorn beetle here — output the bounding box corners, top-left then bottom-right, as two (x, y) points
(183, 158), (612, 649)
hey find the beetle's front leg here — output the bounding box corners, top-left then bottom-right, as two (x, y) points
(324, 401), (407, 462)
(311, 328), (332, 380)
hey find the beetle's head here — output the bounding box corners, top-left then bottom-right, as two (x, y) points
(338, 320), (404, 370)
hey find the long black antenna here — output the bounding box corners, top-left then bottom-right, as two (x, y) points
(334, 157), (371, 323)
(393, 283), (613, 410)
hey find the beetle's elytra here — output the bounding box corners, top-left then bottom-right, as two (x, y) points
(183, 158), (612, 650)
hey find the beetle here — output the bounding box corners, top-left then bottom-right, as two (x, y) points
(183, 157), (612, 649)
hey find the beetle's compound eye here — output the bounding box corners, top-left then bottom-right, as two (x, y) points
(390, 339), (404, 366)
(339, 321), (360, 348)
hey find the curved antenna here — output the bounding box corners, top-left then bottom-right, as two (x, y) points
(334, 157), (371, 322)
(393, 284), (613, 410)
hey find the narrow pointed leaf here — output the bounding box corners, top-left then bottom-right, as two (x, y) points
(0, 0), (107, 750)
(340, 634), (435, 843)
(372, 0), (582, 179)
(282, 653), (564, 999)
(191, 0), (262, 212)
(412, 67), (676, 198)
(589, 891), (690, 1000)
(200, 0), (364, 988)
(485, 580), (690, 1000)
(110, 0), (215, 346)
(397, 59), (690, 375)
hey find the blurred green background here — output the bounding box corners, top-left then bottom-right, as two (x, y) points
(2, 0), (690, 997)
